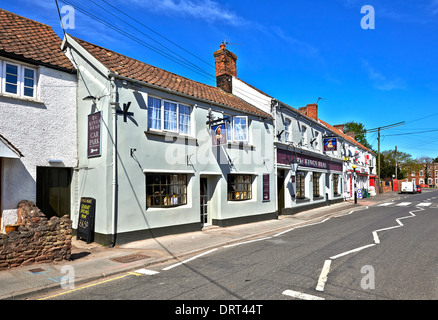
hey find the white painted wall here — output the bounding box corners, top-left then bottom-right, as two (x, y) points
(0, 62), (77, 232)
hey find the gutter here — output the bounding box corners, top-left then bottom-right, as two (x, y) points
(107, 72), (273, 120)
(109, 76), (119, 247)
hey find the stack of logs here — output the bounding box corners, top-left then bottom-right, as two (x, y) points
(0, 200), (72, 270)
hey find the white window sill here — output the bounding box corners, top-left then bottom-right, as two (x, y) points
(0, 92), (43, 104)
(144, 130), (197, 142)
(226, 141), (255, 150)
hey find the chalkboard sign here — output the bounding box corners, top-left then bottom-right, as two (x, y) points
(77, 197), (96, 244)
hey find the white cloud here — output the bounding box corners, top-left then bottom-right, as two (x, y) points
(362, 61), (406, 91)
(129, 0), (249, 26)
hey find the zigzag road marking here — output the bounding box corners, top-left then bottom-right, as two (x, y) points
(315, 205), (427, 292)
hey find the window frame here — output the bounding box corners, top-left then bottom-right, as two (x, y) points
(1, 60), (37, 99)
(147, 96), (192, 135)
(146, 173), (188, 208)
(224, 115), (249, 143)
(296, 171), (306, 199)
(333, 174), (340, 196)
(227, 174), (253, 201)
(313, 172), (321, 198)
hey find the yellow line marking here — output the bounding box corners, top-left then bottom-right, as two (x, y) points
(38, 273), (131, 300)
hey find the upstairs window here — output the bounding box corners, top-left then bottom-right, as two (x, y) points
(1, 61), (37, 98)
(284, 119), (291, 142)
(225, 115), (249, 143)
(147, 96), (191, 135)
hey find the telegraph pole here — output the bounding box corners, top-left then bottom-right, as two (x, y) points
(395, 145), (398, 179)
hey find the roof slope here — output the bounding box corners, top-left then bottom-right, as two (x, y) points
(0, 9), (74, 72)
(71, 36), (271, 118)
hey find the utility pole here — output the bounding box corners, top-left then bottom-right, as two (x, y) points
(395, 145), (397, 179)
(364, 121), (405, 194)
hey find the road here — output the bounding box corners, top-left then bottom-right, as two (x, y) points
(35, 190), (438, 303)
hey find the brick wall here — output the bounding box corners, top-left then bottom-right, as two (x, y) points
(0, 200), (72, 270)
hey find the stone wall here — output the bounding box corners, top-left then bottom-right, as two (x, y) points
(0, 200), (72, 270)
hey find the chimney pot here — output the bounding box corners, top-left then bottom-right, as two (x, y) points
(214, 44), (237, 93)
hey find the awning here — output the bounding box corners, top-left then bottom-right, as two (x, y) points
(0, 134), (23, 158)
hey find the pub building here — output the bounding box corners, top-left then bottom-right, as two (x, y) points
(62, 35), (277, 246)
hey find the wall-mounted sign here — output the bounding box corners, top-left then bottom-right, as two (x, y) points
(323, 137), (337, 151)
(263, 174), (270, 201)
(212, 123), (227, 146)
(87, 112), (102, 158)
(277, 148), (342, 172)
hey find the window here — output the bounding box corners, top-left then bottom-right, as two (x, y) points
(225, 115), (249, 143)
(333, 174), (340, 195)
(411, 171), (415, 177)
(5, 63), (18, 94)
(284, 119), (291, 142)
(147, 97), (191, 135)
(148, 96), (161, 130)
(228, 174), (252, 201)
(313, 173), (321, 197)
(301, 125), (307, 146)
(146, 173), (187, 207)
(23, 68), (35, 97)
(233, 116), (248, 142)
(1, 61), (37, 98)
(420, 170), (424, 176)
(296, 171), (306, 199)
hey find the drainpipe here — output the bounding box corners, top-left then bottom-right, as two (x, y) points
(272, 100), (279, 215)
(109, 76), (118, 247)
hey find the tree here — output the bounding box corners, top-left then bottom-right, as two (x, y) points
(343, 121), (374, 151)
(380, 148), (415, 179)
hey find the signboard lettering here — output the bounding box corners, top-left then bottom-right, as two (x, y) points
(77, 197), (96, 244)
(88, 112), (101, 158)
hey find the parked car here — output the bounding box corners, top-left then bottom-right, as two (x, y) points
(416, 185), (421, 193)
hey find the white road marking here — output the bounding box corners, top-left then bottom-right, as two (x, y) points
(315, 259), (332, 292)
(396, 202), (412, 206)
(282, 289), (325, 300)
(417, 202), (431, 207)
(329, 244), (376, 260)
(162, 248), (218, 271)
(377, 202), (393, 206)
(133, 269), (159, 275)
(223, 237), (272, 248)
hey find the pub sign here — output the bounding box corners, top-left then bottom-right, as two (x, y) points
(87, 112), (102, 158)
(323, 137), (337, 151)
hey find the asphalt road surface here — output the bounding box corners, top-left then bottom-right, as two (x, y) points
(36, 190), (438, 303)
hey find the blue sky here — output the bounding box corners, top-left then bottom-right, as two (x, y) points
(3, 0), (438, 159)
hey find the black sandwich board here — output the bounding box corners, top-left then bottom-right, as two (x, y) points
(77, 197), (96, 244)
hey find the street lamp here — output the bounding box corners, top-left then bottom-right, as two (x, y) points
(352, 164), (357, 204)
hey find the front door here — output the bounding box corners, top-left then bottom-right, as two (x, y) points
(200, 177), (209, 225)
(277, 170), (285, 215)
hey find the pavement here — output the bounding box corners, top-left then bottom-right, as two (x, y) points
(0, 192), (398, 300)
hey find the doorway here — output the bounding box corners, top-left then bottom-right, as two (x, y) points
(36, 167), (72, 218)
(200, 177), (209, 226)
(277, 170), (285, 215)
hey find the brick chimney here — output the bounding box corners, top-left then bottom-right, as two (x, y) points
(346, 131), (356, 140)
(334, 124), (344, 133)
(214, 43), (237, 93)
(298, 104), (318, 120)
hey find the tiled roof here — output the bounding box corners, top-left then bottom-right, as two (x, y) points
(0, 9), (74, 72)
(318, 119), (376, 155)
(71, 36), (271, 118)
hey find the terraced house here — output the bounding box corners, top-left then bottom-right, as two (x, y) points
(62, 35), (276, 246)
(0, 10), (77, 233)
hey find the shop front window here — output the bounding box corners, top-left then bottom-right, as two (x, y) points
(228, 174), (252, 201)
(296, 171), (306, 199)
(146, 174), (187, 207)
(313, 173), (320, 197)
